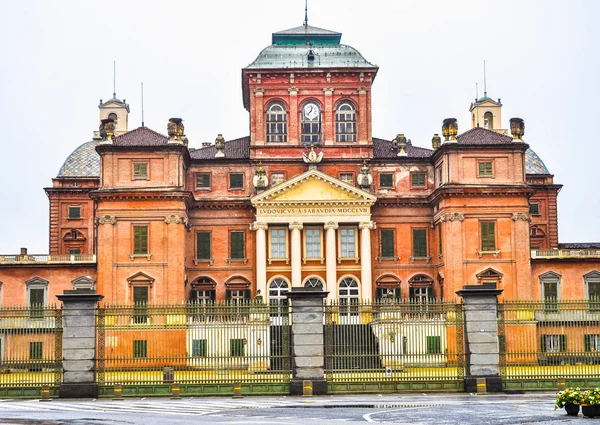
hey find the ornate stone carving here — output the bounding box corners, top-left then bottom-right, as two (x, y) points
(164, 214), (189, 226)
(167, 118), (186, 144)
(322, 87), (334, 95)
(99, 118), (115, 142)
(288, 86), (298, 95)
(512, 213), (531, 222)
(254, 87), (264, 96)
(324, 221), (339, 230)
(215, 134), (225, 158)
(250, 222), (269, 231)
(97, 215), (116, 225)
(359, 221), (376, 230)
(302, 145), (324, 167)
(357, 86), (368, 95)
(441, 212), (464, 222)
(289, 221), (304, 230)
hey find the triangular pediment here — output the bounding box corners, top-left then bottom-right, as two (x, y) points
(251, 169), (376, 206)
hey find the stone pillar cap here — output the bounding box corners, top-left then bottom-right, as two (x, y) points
(286, 288), (330, 300)
(456, 283), (503, 298)
(56, 289), (104, 302)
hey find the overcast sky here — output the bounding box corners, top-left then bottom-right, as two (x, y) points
(0, 0), (598, 253)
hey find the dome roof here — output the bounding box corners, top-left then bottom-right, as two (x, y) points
(525, 148), (550, 175)
(57, 141), (100, 178)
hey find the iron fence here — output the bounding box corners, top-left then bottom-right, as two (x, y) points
(499, 299), (600, 388)
(96, 301), (291, 387)
(0, 305), (62, 388)
(324, 299), (464, 389)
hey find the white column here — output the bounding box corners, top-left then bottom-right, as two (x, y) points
(359, 221), (376, 300)
(290, 221), (303, 287)
(252, 222), (268, 298)
(324, 221), (338, 299)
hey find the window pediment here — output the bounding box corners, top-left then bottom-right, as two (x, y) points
(476, 268), (503, 279)
(26, 277), (49, 287)
(539, 271), (561, 280)
(72, 276), (95, 290)
(584, 270), (600, 280)
(127, 272), (155, 287)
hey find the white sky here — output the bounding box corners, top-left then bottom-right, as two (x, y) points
(0, 0), (598, 253)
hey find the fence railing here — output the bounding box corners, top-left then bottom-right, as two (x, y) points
(499, 299), (600, 384)
(324, 299), (464, 387)
(531, 249), (600, 259)
(96, 301), (291, 386)
(0, 254), (96, 264)
(0, 305), (63, 388)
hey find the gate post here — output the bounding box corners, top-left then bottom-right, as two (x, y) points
(456, 283), (503, 393)
(286, 288), (329, 395)
(56, 288), (104, 398)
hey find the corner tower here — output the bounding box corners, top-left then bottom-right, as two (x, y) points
(242, 24), (378, 157)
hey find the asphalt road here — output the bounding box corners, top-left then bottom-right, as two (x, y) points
(0, 393), (580, 424)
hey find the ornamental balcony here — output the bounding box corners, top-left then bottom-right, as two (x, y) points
(0, 254), (96, 265)
(531, 249), (600, 259)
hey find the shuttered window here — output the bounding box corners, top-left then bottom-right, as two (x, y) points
(480, 222), (496, 251)
(230, 339), (245, 357)
(380, 230), (395, 257)
(29, 342), (43, 360)
(411, 172), (426, 188)
(133, 340), (147, 358)
(230, 231), (245, 259)
(229, 173), (243, 189)
(192, 339), (208, 357)
(196, 173), (210, 189)
(133, 225), (148, 254)
(584, 334), (600, 352)
(380, 173), (393, 188)
(133, 162), (148, 179)
(478, 161), (493, 177)
(412, 229), (427, 257)
(542, 335), (566, 352)
(196, 231), (211, 260)
(29, 288), (45, 318)
(426, 336), (441, 354)
(133, 286), (148, 324)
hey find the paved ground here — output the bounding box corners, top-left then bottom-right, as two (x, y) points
(0, 393), (581, 424)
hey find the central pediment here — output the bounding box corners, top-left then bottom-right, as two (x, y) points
(251, 169), (376, 206)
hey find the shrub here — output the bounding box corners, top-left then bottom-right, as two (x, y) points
(555, 388), (584, 408)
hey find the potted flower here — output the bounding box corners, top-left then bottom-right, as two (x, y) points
(581, 388), (600, 418)
(555, 388), (583, 416)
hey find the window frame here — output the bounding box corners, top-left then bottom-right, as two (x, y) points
(339, 172), (354, 186)
(230, 338), (246, 357)
(480, 221), (496, 252)
(379, 229), (395, 258)
(379, 173), (394, 189)
(300, 101), (322, 145)
(412, 228), (428, 258)
(229, 173), (244, 190)
(477, 160), (494, 178)
(338, 227), (358, 260)
(195, 231), (212, 261)
(410, 172), (427, 189)
(303, 227), (323, 260)
(229, 230), (246, 260)
(132, 224), (149, 255)
(67, 206), (82, 219)
(29, 341), (43, 360)
(133, 339), (148, 358)
(266, 101), (288, 143)
(191, 339), (208, 357)
(335, 101), (357, 142)
(529, 203), (540, 216)
(269, 227), (288, 261)
(270, 171), (286, 187)
(26, 278), (48, 319)
(196, 172), (211, 190)
(132, 162), (149, 180)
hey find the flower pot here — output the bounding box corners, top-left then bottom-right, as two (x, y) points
(564, 403), (580, 416)
(581, 404), (598, 418)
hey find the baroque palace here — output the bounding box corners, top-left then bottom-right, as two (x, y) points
(1, 23), (599, 308)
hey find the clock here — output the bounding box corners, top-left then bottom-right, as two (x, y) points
(303, 103), (319, 120)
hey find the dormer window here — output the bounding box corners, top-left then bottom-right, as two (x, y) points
(301, 102), (321, 145)
(266, 102), (287, 142)
(335, 102), (356, 142)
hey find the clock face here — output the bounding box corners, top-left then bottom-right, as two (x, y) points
(303, 103), (319, 120)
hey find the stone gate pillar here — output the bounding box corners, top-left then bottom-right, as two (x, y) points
(286, 288), (329, 395)
(56, 289), (104, 398)
(456, 283), (503, 392)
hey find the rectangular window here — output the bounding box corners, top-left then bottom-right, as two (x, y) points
(543, 280), (559, 312)
(305, 228), (321, 258)
(68, 206), (81, 219)
(340, 228), (356, 258)
(411, 172), (426, 188)
(226, 289), (251, 303)
(133, 286), (148, 324)
(133, 340), (148, 358)
(380, 229), (395, 258)
(196, 173), (211, 189)
(542, 335), (566, 353)
(529, 203), (540, 215)
(196, 231), (211, 260)
(478, 161), (493, 177)
(29, 288), (45, 318)
(69, 249), (81, 255)
(438, 224), (443, 255)
(376, 287), (401, 301)
(230, 231), (245, 259)
(270, 228), (287, 259)
(412, 229), (427, 257)
(133, 162), (148, 179)
(29, 342), (43, 360)
(379, 173), (393, 188)
(190, 289), (216, 304)
(339, 173), (354, 185)
(192, 339), (208, 357)
(585, 334), (600, 352)
(133, 225), (148, 254)
(480, 221), (496, 251)
(230, 338), (245, 357)
(436, 166), (443, 187)
(426, 336), (442, 354)
(588, 281), (600, 312)
(270, 173), (285, 186)
(229, 173), (243, 189)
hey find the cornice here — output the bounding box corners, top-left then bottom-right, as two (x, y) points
(431, 141), (530, 162)
(90, 189), (193, 203)
(428, 185), (533, 204)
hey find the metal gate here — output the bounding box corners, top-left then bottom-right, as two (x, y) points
(325, 299), (464, 392)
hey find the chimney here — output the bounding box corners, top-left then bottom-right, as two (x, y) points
(20, 247), (27, 256)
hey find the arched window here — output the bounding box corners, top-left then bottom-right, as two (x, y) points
(408, 274), (434, 303)
(483, 112), (494, 130)
(108, 112), (118, 131)
(269, 278), (290, 318)
(335, 102), (356, 142)
(266, 102), (287, 142)
(301, 102), (321, 145)
(338, 277), (359, 317)
(304, 277), (324, 291)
